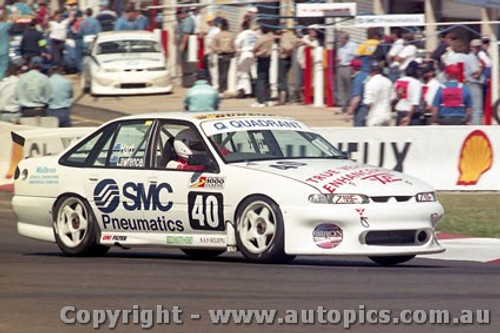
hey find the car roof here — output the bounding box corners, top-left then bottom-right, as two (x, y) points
(96, 30), (156, 42)
(113, 111), (292, 126)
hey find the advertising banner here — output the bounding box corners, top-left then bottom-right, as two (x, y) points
(315, 126), (499, 191)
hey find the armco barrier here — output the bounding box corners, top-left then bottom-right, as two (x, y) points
(315, 126), (499, 191)
(1, 123), (94, 191)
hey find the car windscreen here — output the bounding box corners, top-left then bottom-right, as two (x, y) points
(96, 39), (161, 55)
(207, 129), (344, 163)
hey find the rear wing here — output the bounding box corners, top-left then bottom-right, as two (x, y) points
(5, 127), (95, 180)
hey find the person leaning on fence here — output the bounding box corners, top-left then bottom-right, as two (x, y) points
(47, 66), (73, 127)
(184, 69), (220, 112)
(15, 56), (52, 117)
(431, 64), (472, 125)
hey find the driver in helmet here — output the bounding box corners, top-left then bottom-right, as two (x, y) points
(167, 129), (206, 171)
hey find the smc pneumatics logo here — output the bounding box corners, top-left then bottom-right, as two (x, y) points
(93, 178), (174, 214)
(94, 179), (120, 213)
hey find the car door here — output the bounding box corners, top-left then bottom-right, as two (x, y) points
(147, 120), (226, 248)
(82, 120), (156, 235)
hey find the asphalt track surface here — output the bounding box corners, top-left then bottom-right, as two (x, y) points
(1, 106), (499, 333)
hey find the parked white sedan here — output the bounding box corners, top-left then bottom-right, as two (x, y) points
(12, 112), (445, 265)
(81, 31), (173, 96)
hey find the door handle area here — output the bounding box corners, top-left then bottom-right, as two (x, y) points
(88, 178), (98, 182)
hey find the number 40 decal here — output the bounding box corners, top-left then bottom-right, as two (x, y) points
(188, 192), (224, 231)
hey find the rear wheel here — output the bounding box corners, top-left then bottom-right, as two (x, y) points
(181, 249), (225, 259)
(53, 196), (109, 256)
(369, 255), (415, 266)
(235, 196), (295, 264)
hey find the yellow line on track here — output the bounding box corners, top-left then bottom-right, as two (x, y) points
(70, 115), (105, 125)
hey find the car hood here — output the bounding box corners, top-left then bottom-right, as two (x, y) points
(95, 53), (164, 69)
(231, 159), (433, 196)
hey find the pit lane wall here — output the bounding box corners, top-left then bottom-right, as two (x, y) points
(0, 122), (94, 189)
(315, 126), (499, 191)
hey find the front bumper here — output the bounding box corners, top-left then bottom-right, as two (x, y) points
(282, 201), (445, 256)
(91, 70), (173, 95)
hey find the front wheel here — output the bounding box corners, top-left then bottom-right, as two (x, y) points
(53, 196), (109, 256)
(235, 196), (295, 264)
(369, 255), (415, 266)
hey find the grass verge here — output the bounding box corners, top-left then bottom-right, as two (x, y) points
(437, 193), (500, 238)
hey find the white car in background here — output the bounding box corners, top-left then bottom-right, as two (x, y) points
(81, 31), (173, 96)
(12, 112), (445, 266)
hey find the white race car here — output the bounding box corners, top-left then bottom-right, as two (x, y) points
(81, 31), (173, 96)
(12, 112), (445, 265)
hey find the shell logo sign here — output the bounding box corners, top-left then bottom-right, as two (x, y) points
(457, 130), (493, 186)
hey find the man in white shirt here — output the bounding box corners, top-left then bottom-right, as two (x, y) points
(234, 20), (259, 98)
(48, 10), (74, 66)
(394, 33), (417, 73)
(393, 61), (422, 126)
(363, 62), (393, 126)
(387, 28), (404, 81)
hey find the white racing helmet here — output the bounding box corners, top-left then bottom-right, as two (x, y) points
(173, 129), (204, 160)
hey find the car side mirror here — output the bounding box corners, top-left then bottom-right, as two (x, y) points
(83, 49), (92, 56)
(341, 151), (350, 159)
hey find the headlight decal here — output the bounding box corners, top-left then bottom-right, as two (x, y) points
(308, 194), (369, 204)
(416, 192), (436, 202)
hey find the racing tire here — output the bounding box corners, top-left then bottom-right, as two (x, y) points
(368, 255), (416, 266)
(181, 249), (225, 259)
(53, 196), (109, 257)
(235, 196), (295, 264)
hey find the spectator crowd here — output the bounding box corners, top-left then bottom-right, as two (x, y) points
(169, 6), (494, 126)
(0, 1), (494, 127)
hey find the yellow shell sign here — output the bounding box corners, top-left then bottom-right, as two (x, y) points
(457, 130), (493, 186)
